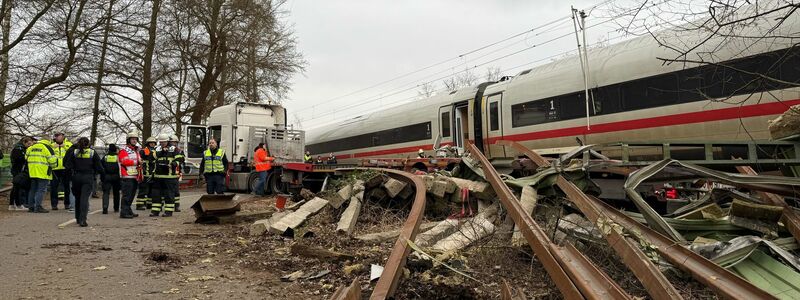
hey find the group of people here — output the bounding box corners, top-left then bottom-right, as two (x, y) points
(7, 132), (188, 227)
(304, 151), (337, 165)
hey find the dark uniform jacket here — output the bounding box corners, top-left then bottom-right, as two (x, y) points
(64, 147), (104, 175)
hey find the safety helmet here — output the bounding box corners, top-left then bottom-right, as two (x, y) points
(145, 136), (157, 143)
(418, 149), (424, 153)
(169, 134), (179, 142)
(157, 133), (170, 142)
(126, 130), (139, 139)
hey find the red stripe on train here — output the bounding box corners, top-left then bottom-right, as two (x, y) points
(487, 99), (800, 144)
(338, 100), (800, 158)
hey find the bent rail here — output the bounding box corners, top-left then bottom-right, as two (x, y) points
(335, 167), (427, 300)
(497, 140), (775, 300)
(465, 142), (631, 300)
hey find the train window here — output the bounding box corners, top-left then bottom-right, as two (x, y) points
(558, 93), (586, 120)
(489, 102), (499, 131)
(307, 122), (432, 154)
(592, 86), (621, 115)
(441, 112), (451, 137)
(511, 99), (557, 127)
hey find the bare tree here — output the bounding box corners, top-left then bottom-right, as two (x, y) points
(417, 81), (437, 98)
(484, 66), (502, 82)
(90, 0), (115, 144)
(442, 67), (478, 91)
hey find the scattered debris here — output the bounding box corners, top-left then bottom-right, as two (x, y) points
(336, 196), (362, 235)
(92, 266), (107, 271)
(370, 264), (384, 282)
(355, 221), (438, 244)
(289, 244), (354, 262)
(281, 270), (305, 282)
(269, 197), (329, 234)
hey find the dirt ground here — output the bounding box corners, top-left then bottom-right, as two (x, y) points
(0, 189), (312, 300)
(0, 186), (715, 300)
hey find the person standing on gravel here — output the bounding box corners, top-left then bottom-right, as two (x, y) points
(26, 137), (57, 213)
(101, 144), (121, 214)
(252, 143), (274, 196)
(200, 138), (228, 195)
(64, 137), (103, 227)
(118, 131), (141, 219)
(9, 137), (34, 211)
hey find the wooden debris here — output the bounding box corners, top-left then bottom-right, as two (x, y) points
(500, 279), (525, 300)
(329, 279), (361, 300)
(336, 196), (362, 235)
(730, 199), (783, 222)
(512, 186), (538, 246)
(768, 104), (800, 139)
(269, 197), (329, 234)
(290, 244), (354, 262)
(677, 203), (726, 220)
(217, 210), (273, 225)
(355, 222), (438, 244)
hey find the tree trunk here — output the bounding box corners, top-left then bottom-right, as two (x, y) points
(141, 0), (161, 139)
(190, 0), (222, 124)
(90, 0), (114, 145)
(0, 0), (11, 146)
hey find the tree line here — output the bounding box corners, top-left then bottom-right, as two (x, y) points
(0, 0), (305, 147)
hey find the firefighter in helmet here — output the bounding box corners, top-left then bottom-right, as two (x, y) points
(168, 134), (184, 212)
(150, 134), (178, 217)
(135, 136), (157, 210)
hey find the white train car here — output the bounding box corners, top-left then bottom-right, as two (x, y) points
(307, 13), (800, 163)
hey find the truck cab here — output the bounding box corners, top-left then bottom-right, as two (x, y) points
(184, 102), (305, 193)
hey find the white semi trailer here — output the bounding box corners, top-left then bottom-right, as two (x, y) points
(183, 102), (307, 193)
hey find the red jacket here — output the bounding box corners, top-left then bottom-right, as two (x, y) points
(254, 148), (274, 172)
(119, 144), (142, 181)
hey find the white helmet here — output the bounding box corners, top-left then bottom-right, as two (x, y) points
(168, 134), (179, 142)
(126, 130), (139, 139)
(157, 133), (170, 142)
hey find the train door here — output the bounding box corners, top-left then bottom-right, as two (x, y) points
(485, 93), (506, 158)
(454, 104), (469, 149)
(437, 106), (453, 148)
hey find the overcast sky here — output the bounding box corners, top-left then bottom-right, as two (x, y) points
(283, 0), (633, 129)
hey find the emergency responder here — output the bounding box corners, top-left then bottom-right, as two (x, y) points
(48, 133), (73, 211)
(26, 137), (57, 213)
(168, 134), (184, 212)
(327, 153), (337, 165)
(304, 151), (312, 163)
(418, 149), (425, 158)
(315, 156), (323, 164)
(200, 138), (228, 194)
(151, 134), (179, 217)
(118, 131), (141, 219)
(64, 137), (103, 227)
(252, 143), (274, 196)
(135, 137), (157, 210)
(9, 136), (34, 211)
(101, 144), (121, 214)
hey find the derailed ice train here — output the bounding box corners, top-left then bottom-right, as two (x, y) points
(307, 9), (800, 163)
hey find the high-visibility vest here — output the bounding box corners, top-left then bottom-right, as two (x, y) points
(105, 154), (118, 163)
(74, 148), (94, 158)
(50, 139), (72, 170)
(26, 142), (57, 180)
(203, 148), (225, 173)
(304, 154), (312, 163)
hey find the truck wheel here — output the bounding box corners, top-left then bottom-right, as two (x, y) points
(248, 173), (259, 193)
(268, 172), (286, 194)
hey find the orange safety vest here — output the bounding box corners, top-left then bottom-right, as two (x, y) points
(254, 148), (273, 172)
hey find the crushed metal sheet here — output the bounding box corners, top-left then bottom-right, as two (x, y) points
(730, 250), (800, 299)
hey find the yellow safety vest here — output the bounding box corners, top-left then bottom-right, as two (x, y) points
(105, 154), (118, 163)
(203, 148), (225, 173)
(75, 149), (94, 158)
(46, 139), (73, 170)
(26, 142), (57, 180)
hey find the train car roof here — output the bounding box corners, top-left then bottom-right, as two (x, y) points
(308, 3), (800, 145)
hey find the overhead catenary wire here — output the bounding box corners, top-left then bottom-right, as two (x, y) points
(293, 0), (620, 115)
(298, 3), (660, 125)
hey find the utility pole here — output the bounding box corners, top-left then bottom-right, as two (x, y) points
(572, 7), (592, 131)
